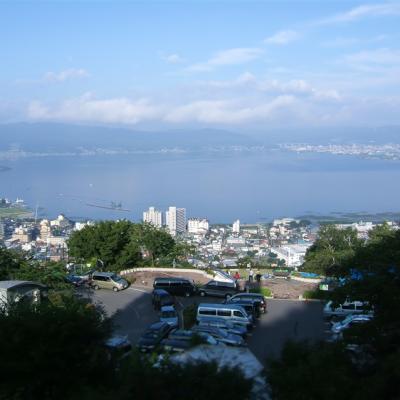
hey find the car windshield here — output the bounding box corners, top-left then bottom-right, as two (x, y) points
(162, 311), (176, 318)
(111, 274), (123, 282)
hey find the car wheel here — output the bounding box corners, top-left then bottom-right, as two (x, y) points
(93, 285), (99, 290)
(113, 287), (119, 292)
(225, 294), (232, 300)
(200, 291), (206, 297)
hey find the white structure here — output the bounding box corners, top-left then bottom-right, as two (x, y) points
(143, 207), (163, 228)
(271, 244), (311, 268)
(165, 206), (186, 236)
(232, 219), (240, 234)
(50, 214), (71, 228)
(188, 218), (209, 235)
(273, 218), (298, 227)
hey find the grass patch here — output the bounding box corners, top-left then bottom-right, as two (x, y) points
(249, 287), (272, 297)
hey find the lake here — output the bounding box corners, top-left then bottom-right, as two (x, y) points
(1, 149), (399, 222)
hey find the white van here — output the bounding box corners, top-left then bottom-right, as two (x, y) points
(196, 303), (253, 330)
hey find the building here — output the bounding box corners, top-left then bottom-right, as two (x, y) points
(0, 221), (5, 240)
(11, 226), (32, 244)
(232, 219), (240, 234)
(188, 218), (209, 235)
(165, 206), (186, 236)
(143, 207), (163, 228)
(270, 244), (311, 268)
(50, 214), (71, 228)
(39, 220), (51, 241)
(0, 280), (47, 307)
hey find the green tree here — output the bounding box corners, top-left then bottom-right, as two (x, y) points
(302, 225), (361, 275)
(0, 246), (27, 280)
(0, 299), (113, 400)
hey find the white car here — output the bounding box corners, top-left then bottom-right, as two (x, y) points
(323, 300), (371, 318)
(331, 314), (372, 338)
(160, 305), (179, 328)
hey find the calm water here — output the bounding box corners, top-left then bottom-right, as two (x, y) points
(1, 150), (400, 222)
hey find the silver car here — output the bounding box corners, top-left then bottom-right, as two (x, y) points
(192, 325), (245, 347)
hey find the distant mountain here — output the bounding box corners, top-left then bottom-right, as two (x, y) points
(0, 123), (259, 152)
(0, 123), (399, 154)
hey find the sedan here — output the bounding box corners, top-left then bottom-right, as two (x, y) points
(137, 322), (172, 352)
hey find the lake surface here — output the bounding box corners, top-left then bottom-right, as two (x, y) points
(1, 150), (400, 222)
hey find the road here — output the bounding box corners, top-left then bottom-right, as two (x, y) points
(91, 286), (326, 363)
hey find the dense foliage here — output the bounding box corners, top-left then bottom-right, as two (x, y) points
(67, 221), (176, 270)
(269, 224), (400, 400)
(302, 225), (361, 275)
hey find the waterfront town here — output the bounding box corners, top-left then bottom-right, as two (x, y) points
(1, 197), (398, 271)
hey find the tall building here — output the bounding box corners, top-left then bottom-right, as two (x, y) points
(165, 206), (186, 236)
(0, 220), (4, 240)
(232, 219), (240, 234)
(143, 207), (162, 228)
(188, 218), (209, 235)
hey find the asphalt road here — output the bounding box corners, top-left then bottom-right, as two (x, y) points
(91, 286), (326, 363)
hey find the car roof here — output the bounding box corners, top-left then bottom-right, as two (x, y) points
(92, 271), (115, 277)
(149, 321), (169, 330)
(161, 305), (175, 312)
(207, 280), (235, 286)
(153, 289), (171, 296)
(198, 303), (247, 311)
(154, 277), (191, 282)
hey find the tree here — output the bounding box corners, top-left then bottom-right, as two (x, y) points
(0, 299), (113, 400)
(302, 225), (361, 275)
(0, 246), (27, 280)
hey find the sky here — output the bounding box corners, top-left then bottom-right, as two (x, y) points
(1, 0), (400, 129)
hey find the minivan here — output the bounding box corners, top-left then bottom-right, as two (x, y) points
(196, 303), (253, 330)
(198, 280), (239, 299)
(91, 272), (129, 292)
(152, 289), (174, 310)
(153, 277), (196, 297)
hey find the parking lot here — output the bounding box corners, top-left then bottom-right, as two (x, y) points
(90, 286), (326, 364)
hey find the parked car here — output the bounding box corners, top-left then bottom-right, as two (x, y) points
(331, 314), (373, 336)
(152, 289), (174, 310)
(65, 274), (86, 287)
(192, 325), (245, 347)
(159, 338), (191, 353)
(324, 300), (372, 319)
(91, 272), (129, 292)
(160, 305), (179, 328)
(197, 303), (253, 330)
(104, 335), (132, 361)
(197, 317), (247, 338)
(198, 280), (239, 299)
(168, 329), (220, 346)
(137, 322), (173, 352)
(226, 292), (267, 313)
(153, 277), (196, 297)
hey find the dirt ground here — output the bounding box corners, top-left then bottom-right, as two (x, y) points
(126, 270), (318, 299)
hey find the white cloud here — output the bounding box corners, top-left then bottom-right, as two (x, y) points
(317, 3), (400, 25)
(164, 96), (296, 124)
(264, 30), (300, 45)
(344, 48), (400, 65)
(43, 68), (89, 82)
(28, 93), (161, 124)
(161, 53), (185, 64)
(187, 48), (263, 72)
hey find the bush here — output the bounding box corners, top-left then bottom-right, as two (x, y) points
(183, 304), (197, 329)
(250, 287), (272, 297)
(302, 289), (328, 300)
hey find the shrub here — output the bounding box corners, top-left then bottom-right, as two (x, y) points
(302, 289), (328, 300)
(250, 287), (272, 297)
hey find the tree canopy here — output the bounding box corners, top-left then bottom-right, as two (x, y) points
(302, 225), (361, 275)
(67, 221), (176, 270)
(269, 223), (400, 400)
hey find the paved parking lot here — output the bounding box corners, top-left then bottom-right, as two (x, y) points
(90, 286), (326, 363)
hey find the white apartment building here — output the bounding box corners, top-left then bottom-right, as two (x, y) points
(232, 219), (240, 234)
(188, 218), (209, 234)
(165, 206), (186, 236)
(270, 244), (311, 268)
(143, 207), (163, 228)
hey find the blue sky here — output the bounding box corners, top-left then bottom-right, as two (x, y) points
(1, 1), (400, 129)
